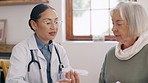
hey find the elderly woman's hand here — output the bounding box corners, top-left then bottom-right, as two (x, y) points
(57, 70), (80, 83)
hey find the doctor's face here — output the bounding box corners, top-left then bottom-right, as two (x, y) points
(34, 9), (59, 44)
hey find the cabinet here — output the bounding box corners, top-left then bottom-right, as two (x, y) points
(0, 44), (14, 59)
(0, 44), (14, 53)
(0, 44), (14, 83)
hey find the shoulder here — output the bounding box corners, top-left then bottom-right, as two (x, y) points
(12, 41), (28, 56)
(53, 42), (67, 53)
(53, 42), (64, 49)
(14, 39), (29, 49)
(107, 46), (116, 55)
(13, 35), (33, 52)
(104, 46), (116, 60)
(143, 44), (148, 49)
(139, 44), (148, 53)
(14, 35), (34, 48)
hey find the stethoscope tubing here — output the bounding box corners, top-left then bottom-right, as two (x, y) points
(28, 50), (41, 72)
(28, 44), (64, 82)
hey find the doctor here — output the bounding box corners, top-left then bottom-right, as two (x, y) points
(6, 4), (80, 83)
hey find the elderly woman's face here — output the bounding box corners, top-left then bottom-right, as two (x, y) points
(111, 10), (129, 43)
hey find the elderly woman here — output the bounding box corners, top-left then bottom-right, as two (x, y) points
(99, 2), (148, 83)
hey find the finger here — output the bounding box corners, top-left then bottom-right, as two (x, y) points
(65, 71), (71, 79)
(70, 70), (75, 83)
(74, 71), (80, 83)
(58, 78), (72, 83)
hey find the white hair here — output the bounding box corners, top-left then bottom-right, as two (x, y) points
(110, 2), (148, 37)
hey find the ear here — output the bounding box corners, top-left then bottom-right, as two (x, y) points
(30, 20), (38, 31)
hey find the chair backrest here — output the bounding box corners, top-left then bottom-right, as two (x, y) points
(1, 60), (10, 79)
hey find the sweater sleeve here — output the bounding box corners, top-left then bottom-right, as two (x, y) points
(99, 54), (107, 83)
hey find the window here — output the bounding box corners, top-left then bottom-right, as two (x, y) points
(66, 0), (136, 41)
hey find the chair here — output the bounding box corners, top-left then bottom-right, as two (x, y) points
(1, 60), (10, 79)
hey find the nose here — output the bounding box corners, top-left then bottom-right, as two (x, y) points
(50, 22), (57, 29)
(112, 25), (117, 32)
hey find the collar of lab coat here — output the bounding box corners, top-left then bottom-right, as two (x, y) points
(28, 34), (58, 63)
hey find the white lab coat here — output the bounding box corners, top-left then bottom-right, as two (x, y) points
(6, 35), (71, 83)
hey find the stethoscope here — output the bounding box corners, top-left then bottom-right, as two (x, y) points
(27, 45), (64, 82)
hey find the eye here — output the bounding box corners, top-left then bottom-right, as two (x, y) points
(54, 21), (59, 24)
(112, 22), (114, 25)
(44, 21), (51, 25)
(117, 23), (123, 26)
(116, 21), (124, 26)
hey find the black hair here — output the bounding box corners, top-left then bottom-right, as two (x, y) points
(28, 4), (55, 31)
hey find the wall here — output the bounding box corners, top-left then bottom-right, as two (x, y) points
(0, 0), (147, 83)
(0, 1), (62, 44)
(62, 41), (116, 83)
(138, 0), (148, 13)
(0, 4), (34, 44)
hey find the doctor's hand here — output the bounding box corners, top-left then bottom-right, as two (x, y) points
(66, 70), (80, 83)
(57, 70), (80, 83)
(57, 78), (72, 83)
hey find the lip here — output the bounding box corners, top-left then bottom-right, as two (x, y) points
(114, 33), (119, 36)
(115, 35), (119, 37)
(113, 33), (121, 40)
(49, 32), (56, 36)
